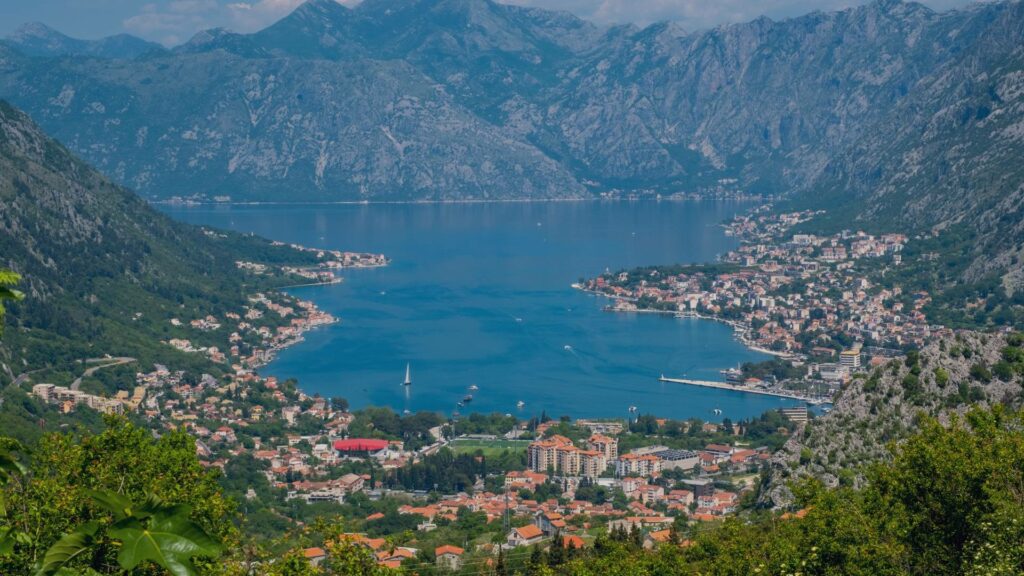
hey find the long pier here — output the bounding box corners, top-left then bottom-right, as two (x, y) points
(658, 376), (824, 404)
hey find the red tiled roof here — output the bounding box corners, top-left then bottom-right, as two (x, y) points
(562, 535), (585, 549)
(514, 525), (543, 539)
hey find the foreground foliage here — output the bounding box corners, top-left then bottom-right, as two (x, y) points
(550, 405), (1024, 576)
(2, 406), (1022, 575)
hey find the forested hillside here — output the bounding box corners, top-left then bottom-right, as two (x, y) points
(0, 101), (317, 382)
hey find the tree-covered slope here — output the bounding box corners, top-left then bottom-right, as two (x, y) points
(0, 100), (316, 379)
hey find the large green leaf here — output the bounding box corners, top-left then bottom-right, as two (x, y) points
(108, 512), (222, 576)
(84, 490), (135, 521)
(0, 447), (27, 485)
(0, 270), (21, 286)
(0, 526), (19, 555)
(53, 569), (104, 576)
(34, 522), (100, 576)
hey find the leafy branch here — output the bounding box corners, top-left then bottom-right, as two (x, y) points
(0, 269), (24, 337)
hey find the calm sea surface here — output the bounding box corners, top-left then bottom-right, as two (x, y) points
(163, 201), (802, 421)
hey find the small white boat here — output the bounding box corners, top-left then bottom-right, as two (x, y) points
(713, 408), (723, 415)
(403, 409), (411, 415)
(516, 400), (526, 408)
(628, 405), (638, 413)
(469, 384), (479, 391)
(402, 363), (412, 386)
(563, 345), (573, 351)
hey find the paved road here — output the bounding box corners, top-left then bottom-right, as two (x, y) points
(71, 357), (136, 391)
(3, 368), (45, 406)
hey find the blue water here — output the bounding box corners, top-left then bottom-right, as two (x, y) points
(163, 201), (801, 421)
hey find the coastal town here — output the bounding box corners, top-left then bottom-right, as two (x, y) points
(578, 209), (932, 400)
(29, 337), (803, 572)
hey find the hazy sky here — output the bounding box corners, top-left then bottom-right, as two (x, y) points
(0, 0), (978, 47)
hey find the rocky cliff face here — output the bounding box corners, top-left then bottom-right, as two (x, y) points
(1, 0), (1022, 203)
(798, 5), (1024, 292)
(763, 330), (1024, 507)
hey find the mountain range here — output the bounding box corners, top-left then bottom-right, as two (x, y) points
(1, 0), (1024, 303)
(0, 0), (1019, 206)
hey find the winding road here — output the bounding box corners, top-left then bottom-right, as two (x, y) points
(70, 357), (136, 390)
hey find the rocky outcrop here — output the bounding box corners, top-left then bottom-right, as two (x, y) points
(761, 330), (1024, 507)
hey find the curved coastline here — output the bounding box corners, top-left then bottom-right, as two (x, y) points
(572, 283), (793, 360)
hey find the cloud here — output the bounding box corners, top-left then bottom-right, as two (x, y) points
(122, 0), (357, 46)
(119, 0), (977, 46)
(498, 0), (974, 28)
(223, 0), (306, 31)
(122, 0), (221, 45)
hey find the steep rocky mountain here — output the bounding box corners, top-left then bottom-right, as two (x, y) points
(2, 22), (164, 59)
(0, 100), (314, 378)
(0, 0), (1021, 203)
(763, 330), (1024, 506)
(791, 5), (1024, 305)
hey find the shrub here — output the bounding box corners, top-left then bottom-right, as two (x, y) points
(993, 361), (1014, 381)
(969, 363), (992, 383)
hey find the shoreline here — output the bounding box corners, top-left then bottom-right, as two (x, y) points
(573, 284), (793, 360)
(155, 196), (766, 208)
(245, 259), (387, 369)
(277, 278), (344, 289)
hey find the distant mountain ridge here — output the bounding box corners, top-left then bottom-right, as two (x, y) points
(2, 22), (164, 59)
(0, 0), (1021, 216)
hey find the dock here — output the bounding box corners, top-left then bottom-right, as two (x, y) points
(658, 376), (825, 404)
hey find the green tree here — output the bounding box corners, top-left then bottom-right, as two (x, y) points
(322, 540), (395, 575)
(0, 418), (235, 575)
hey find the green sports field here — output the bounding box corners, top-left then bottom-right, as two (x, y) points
(449, 438), (530, 456)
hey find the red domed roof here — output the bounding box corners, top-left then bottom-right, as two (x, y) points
(333, 438), (389, 452)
